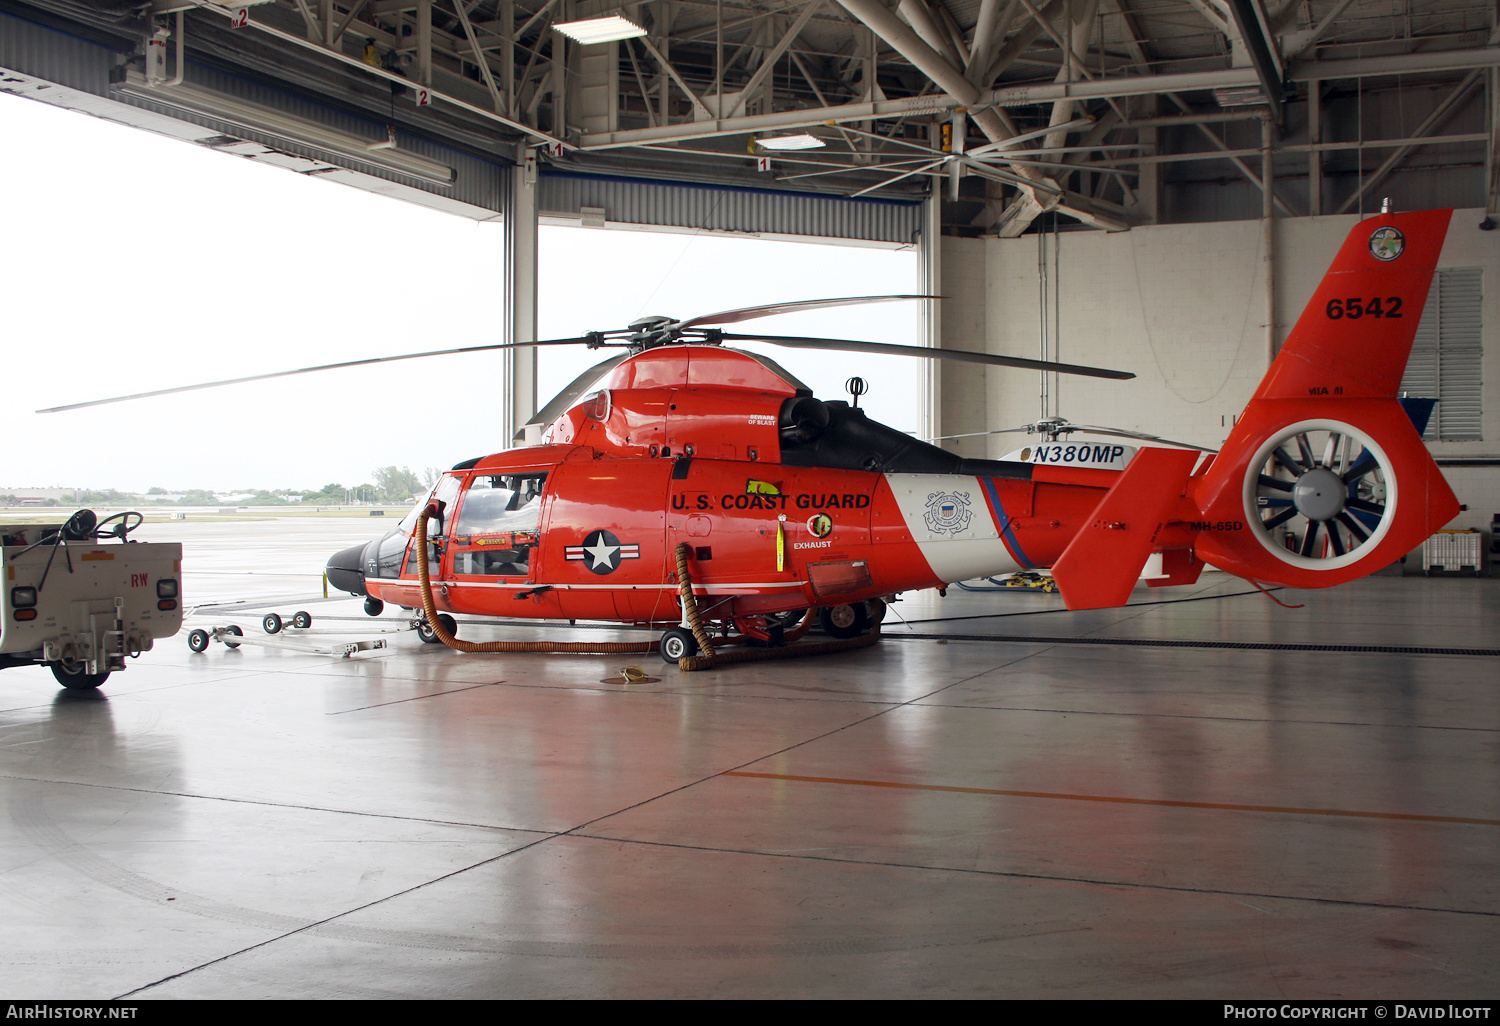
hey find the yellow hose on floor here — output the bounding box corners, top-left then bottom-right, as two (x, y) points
(672, 543), (880, 672)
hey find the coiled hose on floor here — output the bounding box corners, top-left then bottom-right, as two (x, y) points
(672, 543), (880, 672)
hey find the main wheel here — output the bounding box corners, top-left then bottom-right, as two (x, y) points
(51, 662), (110, 690)
(659, 627), (699, 662)
(416, 613), (456, 644)
(865, 598), (887, 624)
(262, 613), (283, 634)
(223, 624), (243, 649)
(820, 603), (869, 639)
(187, 629), (210, 653)
(292, 611), (312, 629)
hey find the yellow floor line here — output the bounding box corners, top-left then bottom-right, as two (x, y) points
(721, 771), (1500, 826)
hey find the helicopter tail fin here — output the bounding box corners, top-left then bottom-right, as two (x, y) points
(1182, 208), (1459, 589)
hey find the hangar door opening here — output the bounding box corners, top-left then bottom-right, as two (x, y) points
(0, 89), (513, 492)
(537, 227), (922, 438)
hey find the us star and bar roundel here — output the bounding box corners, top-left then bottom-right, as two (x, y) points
(565, 530), (640, 575)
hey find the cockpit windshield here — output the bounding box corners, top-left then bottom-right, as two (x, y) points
(454, 473), (547, 535)
(449, 473), (548, 577)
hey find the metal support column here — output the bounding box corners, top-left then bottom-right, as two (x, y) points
(503, 152), (540, 442)
(1262, 115), (1277, 365)
(920, 189), (943, 446)
(1308, 78), (1322, 216)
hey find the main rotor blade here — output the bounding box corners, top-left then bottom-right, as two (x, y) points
(720, 334), (1135, 380)
(927, 426), (1035, 441)
(1062, 423), (1218, 452)
(679, 295), (940, 329)
(36, 337), (597, 413)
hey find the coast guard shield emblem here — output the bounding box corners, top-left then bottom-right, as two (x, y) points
(1369, 226), (1404, 262)
(923, 491), (974, 535)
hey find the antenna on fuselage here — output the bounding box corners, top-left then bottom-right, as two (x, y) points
(845, 376), (869, 410)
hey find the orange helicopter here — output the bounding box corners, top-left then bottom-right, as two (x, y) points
(49, 210), (1461, 663)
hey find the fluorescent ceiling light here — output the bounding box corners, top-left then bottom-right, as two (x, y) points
(554, 16), (648, 44)
(756, 133), (825, 151)
(114, 71), (454, 186)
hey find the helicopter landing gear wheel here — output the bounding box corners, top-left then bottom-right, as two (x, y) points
(820, 603), (869, 639)
(187, 629), (210, 653)
(865, 598), (887, 625)
(51, 662), (110, 690)
(659, 627), (699, 663)
(292, 611), (312, 629)
(416, 613), (456, 644)
(363, 596), (385, 616)
(263, 613), (283, 634)
(222, 625), (243, 649)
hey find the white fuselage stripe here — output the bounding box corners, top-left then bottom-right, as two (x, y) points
(374, 579), (806, 592)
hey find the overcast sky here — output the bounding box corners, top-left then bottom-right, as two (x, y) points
(0, 89), (919, 494)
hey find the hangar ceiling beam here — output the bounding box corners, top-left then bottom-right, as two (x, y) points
(633, 32), (714, 121)
(1224, 0), (1284, 118)
(963, 0), (1015, 86)
(724, 0), (823, 119)
(1332, 20), (1500, 216)
(821, 0), (1135, 234)
(186, 0), (562, 145)
(1280, 0), (1359, 61)
(451, 0), (508, 113)
(1335, 71), (1487, 216)
(328, 0), (374, 47)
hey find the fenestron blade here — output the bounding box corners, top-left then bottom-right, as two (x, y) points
(679, 295), (940, 329)
(719, 334), (1135, 380)
(36, 337), (596, 413)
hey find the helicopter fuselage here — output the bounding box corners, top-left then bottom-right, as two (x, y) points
(327, 345), (1153, 628)
(344, 443), (1128, 627)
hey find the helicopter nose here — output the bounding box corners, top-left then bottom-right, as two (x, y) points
(325, 542), (369, 596)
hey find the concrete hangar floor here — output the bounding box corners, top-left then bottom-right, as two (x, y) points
(2, 573), (1497, 999)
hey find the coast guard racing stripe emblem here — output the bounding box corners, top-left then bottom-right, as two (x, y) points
(566, 530), (640, 575)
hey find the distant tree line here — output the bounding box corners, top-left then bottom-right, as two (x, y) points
(2, 466), (440, 507)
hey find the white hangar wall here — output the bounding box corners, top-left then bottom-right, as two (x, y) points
(939, 209), (1500, 539)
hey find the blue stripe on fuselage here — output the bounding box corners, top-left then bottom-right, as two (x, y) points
(981, 476), (1034, 570)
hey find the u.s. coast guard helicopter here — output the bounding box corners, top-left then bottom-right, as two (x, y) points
(48, 210), (1461, 661)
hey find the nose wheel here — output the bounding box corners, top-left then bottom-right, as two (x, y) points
(415, 612), (457, 644)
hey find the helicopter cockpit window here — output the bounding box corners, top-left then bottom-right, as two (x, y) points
(404, 474), (462, 577)
(450, 473), (548, 577)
